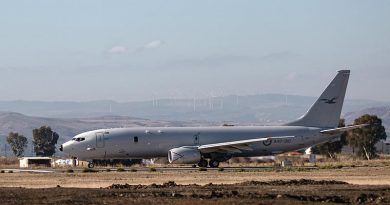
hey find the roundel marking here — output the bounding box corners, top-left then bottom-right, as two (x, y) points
(263, 138), (272, 146)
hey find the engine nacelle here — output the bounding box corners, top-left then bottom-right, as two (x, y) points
(168, 146), (201, 164)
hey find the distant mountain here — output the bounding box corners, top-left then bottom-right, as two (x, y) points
(0, 111), (221, 156)
(1, 99), (390, 156)
(0, 94), (388, 124)
(0, 112), (217, 153)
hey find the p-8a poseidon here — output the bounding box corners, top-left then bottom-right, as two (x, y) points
(61, 70), (365, 168)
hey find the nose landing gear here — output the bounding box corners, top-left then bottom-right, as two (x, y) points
(87, 161), (95, 168)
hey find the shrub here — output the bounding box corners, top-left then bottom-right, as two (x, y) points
(130, 168), (137, 172)
(319, 164), (343, 169)
(0, 157), (19, 166)
(218, 167), (225, 172)
(8, 170), (13, 173)
(149, 167), (157, 172)
(106, 169), (111, 172)
(0, 170), (4, 173)
(66, 169), (74, 173)
(82, 168), (98, 173)
(117, 168), (125, 172)
(198, 167), (207, 171)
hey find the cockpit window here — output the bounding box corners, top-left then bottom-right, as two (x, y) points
(73, 137), (86, 142)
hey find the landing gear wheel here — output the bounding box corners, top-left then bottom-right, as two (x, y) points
(198, 159), (208, 168)
(209, 160), (220, 168)
(88, 162), (95, 168)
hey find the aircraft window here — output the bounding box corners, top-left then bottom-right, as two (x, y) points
(134, 136), (138, 143)
(74, 137), (86, 142)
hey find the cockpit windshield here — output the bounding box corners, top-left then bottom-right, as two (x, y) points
(72, 137), (86, 142)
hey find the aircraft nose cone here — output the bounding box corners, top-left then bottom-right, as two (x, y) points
(59, 144), (63, 152)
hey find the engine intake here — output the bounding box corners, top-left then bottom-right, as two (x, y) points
(168, 147), (201, 164)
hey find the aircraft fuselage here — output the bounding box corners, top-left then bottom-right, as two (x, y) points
(62, 126), (330, 161)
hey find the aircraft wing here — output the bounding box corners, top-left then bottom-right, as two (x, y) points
(198, 136), (294, 154)
(320, 124), (368, 135)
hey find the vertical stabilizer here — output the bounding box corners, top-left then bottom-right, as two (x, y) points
(286, 70), (350, 128)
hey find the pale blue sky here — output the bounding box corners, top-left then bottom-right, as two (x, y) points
(0, 0), (389, 101)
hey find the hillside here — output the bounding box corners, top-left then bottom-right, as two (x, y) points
(344, 107), (390, 129)
(0, 94), (388, 123)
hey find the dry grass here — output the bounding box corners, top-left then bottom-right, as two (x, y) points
(1, 165), (390, 188)
(0, 157), (19, 169)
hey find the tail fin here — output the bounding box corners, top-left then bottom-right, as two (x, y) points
(286, 70), (350, 128)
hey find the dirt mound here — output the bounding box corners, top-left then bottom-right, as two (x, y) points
(107, 181), (180, 189)
(107, 183), (134, 189)
(237, 179), (348, 186)
(2, 180), (390, 204)
(107, 179), (348, 190)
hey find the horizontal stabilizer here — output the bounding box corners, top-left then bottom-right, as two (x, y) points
(320, 124), (368, 135)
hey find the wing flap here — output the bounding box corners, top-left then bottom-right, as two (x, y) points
(198, 136), (294, 154)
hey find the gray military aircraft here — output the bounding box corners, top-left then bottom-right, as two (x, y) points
(60, 70), (366, 168)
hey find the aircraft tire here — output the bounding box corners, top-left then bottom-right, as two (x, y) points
(198, 159), (208, 168)
(209, 160), (220, 168)
(88, 162), (94, 168)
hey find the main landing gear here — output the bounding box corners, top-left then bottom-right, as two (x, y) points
(197, 159), (208, 168)
(197, 159), (220, 168)
(208, 160), (220, 168)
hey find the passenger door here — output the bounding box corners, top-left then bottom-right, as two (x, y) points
(96, 132), (105, 148)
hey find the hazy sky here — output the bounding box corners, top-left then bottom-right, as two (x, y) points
(0, 0), (389, 102)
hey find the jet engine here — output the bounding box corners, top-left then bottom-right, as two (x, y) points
(168, 146), (201, 164)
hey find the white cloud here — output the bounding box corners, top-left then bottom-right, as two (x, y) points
(107, 46), (128, 54)
(135, 40), (164, 52)
(143, 40), (164, 49)
(107, 40), (164, 54)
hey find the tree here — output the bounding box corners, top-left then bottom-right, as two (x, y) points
(312, 119), (347, 158)
(32, 126), (59, 157)
(346, 115), (387, 160)
(6, 132), (28, 157)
